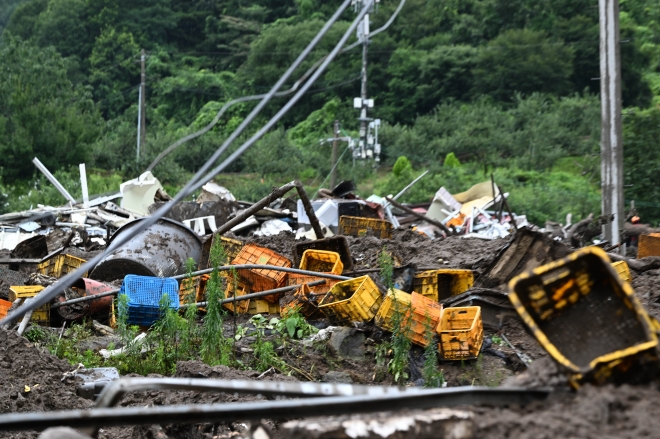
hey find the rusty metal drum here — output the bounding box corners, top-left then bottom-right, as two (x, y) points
(89, 218), (202, 282)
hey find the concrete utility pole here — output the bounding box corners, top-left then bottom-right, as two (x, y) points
(331, 120), (340, 188)
(138, 49), (147, 160)
(353, 0), (375, 160)
(359, 8), (369, 155)
(599, 0), (624, 248)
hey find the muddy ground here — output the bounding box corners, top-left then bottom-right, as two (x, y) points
(1, 230), (660, 438)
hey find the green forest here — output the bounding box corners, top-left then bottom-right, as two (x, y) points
(1, 0), (660, 226)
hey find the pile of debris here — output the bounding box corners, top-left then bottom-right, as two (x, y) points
(4, 165), (660, 439)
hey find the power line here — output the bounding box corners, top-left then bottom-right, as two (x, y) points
(0, 0), (357, 327)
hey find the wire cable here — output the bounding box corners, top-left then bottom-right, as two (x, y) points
(0, 0), (353, 327)
(144, 0), (406, 174)
(182, 0), (374, 196)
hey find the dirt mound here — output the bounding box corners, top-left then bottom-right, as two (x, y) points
(475, 384), (660, 439)
(247, 229), (507, 275)
(0, 329), (92, 438)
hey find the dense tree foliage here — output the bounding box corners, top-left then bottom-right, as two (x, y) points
(1, 0), (660, 224)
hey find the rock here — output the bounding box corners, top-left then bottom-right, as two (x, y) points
(39, 427), (93, 439)
(322, 371), (353, 384)
(281, 408), (475, 439)
(75, 335), (122, 353)
(327, 327), (365, 360)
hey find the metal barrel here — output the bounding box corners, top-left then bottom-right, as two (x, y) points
(89, 218), (202, 282)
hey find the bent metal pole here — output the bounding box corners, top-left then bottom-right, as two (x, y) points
(51, 266), (349, 309)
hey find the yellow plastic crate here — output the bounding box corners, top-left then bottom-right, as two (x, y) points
(179, 274), (209, 306)
(224, 281), (250, 314)
(611, 261), (632, 283)
(508, 247), (658, 379)
(318, 275), (383, 325)
(413, 269), (474, 302)
(436, 306), (483, 360)
(339, 216), (392, 239)
(220, 236), (244, 261)
(37, 254), (87, 278)
(8, 286), (50, 325)
(199, 235), (245, 269)
(300, 250), (344, 274)
(248, 299), (280, 315)
(375, 290), (443, 347)
(638, 233), (660, 259)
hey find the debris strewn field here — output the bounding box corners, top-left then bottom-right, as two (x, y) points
(1, 178), (660, 439)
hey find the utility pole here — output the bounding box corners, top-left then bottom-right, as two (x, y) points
(331, 120), (340, 188)
(599, 0), (623, 250)
(359, 7), (369, 156)
(353, 1), (374, 160)
(138, 49), (146, 160)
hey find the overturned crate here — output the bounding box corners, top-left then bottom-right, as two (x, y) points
(179, 274), (209, 306)
(611, 261), (632, 283)
(0, 298), (12, 319)
(119, 275), (180, 327)
(223, 281), (250, 314)
(437, 306), (483, 360)
(248, 299), (280, 315)
(339, 216), (392, 239)
(318, 275), (383, 325)
(232, 244), (291, 303)
(288, 250), (343, 296)
(8, 286), (50, 325)
(509, 247), (658, 382)
(375, 290), (443, 347)
(281, 284), (323, 319)
(37, 254), (87, 278)
(638, 233), (660, 259)
(199, 235), (244, 270)
(414, 269), (474, 302)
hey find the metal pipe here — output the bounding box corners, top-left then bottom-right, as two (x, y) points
(0, 387), (550, 431)
(32, 158), (76, 205)
(181, 280), (326, 309)
(16, 299), (33, 336)
(96, 377), (428, 409)
(52, 266), (342, 309)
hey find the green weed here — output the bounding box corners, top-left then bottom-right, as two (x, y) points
(422, 312), (445, 388)
(276, 305), (318, 339)
(201, 238), (232, 366)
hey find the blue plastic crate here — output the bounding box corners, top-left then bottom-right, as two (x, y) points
(118, 275), (179, 326)
(127, 306), (162, 327)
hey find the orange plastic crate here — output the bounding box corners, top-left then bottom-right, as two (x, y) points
(638, 234), (660, 258)
(0, 299), (11, 319)
(232, 244), (291, 302)
(286, 273), (338, 295)
(375, 291), (443, 347)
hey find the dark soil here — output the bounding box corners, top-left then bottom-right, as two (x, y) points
(474, 383), (660, 439)
(0, 329), (92, 439)
(3, 228), (660, 438)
